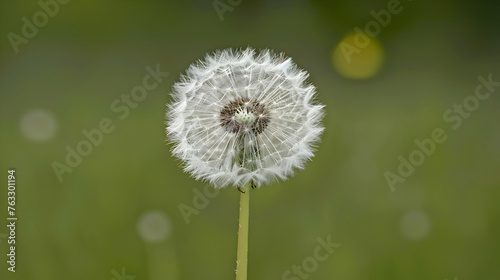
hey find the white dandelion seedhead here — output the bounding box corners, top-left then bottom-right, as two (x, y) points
(166, 48), (325, 188)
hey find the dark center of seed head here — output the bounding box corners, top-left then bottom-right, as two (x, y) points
(219, 98), (270, 134)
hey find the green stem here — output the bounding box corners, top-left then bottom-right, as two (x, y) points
(236, 183), (251, 280)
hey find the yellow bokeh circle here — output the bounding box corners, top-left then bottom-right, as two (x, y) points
(332, 30), (385, 79)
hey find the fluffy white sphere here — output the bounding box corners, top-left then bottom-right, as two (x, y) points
(166, 48), (325, 188)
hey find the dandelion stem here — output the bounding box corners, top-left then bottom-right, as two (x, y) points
(236, 182), (251, 280)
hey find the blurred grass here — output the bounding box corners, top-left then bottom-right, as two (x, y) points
(1, 0), (500, 279)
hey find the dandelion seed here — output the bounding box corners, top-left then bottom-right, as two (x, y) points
(166, 48), (325, 189)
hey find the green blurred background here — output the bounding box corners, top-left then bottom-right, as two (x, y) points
(1, 0), (499, 279)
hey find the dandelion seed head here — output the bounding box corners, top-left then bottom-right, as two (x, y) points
(167, 48), (325, 188)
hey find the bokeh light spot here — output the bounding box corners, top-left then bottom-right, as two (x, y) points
(400, 211), (431, 241)
(20, 109), (57, 141)
(136, 210), (172, 243)
(332, 31), (385, 79)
